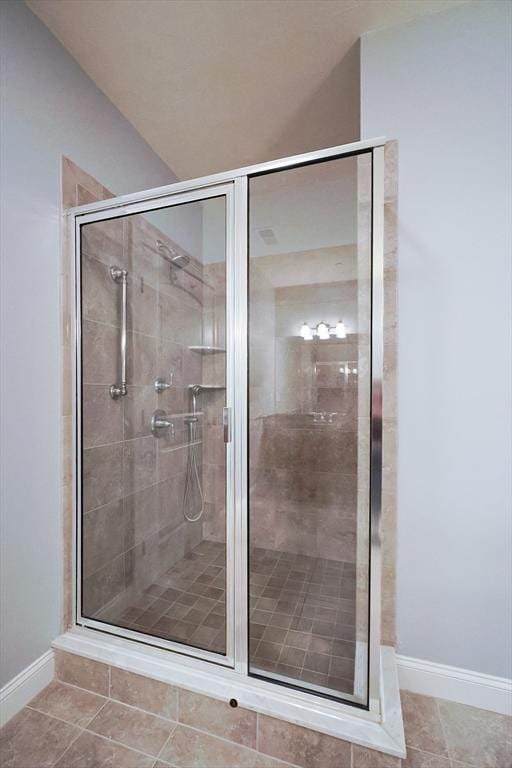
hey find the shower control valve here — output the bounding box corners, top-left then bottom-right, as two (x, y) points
(154, 376), (173, 393)
(151, 409), (174, 437)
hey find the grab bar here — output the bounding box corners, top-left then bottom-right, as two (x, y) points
(109, 265), (128, 399)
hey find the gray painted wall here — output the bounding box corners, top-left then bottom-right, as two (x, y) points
(361, 1), (512, 678)
(0, 0), (180, 686)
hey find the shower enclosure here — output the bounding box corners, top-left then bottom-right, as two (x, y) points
(70, 138), (387, 726)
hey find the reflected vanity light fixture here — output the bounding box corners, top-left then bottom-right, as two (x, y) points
(299, 321), (314, 340)
(299, 320), (347, 340)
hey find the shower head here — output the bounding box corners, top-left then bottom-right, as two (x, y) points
(157, 240), (190, 269)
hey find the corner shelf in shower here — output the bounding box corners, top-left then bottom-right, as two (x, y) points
(188, 345), (226, 354)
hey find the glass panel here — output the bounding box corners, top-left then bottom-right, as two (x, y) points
(247, 154), (372, 702)
(80, 195), (228, 656)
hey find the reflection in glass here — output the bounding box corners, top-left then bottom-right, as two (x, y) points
(247, 154), (372, 702)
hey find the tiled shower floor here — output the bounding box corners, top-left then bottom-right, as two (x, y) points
(114, 541), (356, 697)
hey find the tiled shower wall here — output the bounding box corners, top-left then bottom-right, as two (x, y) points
(80, 213), (207, 619)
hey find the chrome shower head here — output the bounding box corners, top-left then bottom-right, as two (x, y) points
(157, 240), (190, 269)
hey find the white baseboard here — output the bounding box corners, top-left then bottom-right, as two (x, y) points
(0, 650), (54, 727)
(397, 654), (512, 716)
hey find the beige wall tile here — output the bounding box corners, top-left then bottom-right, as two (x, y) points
(127, 277), (157, 336)
(82, 552), (125, 616)
(123, 385), (156, 440)
(62, 482), (73, 630)
(54, 650), (110, 696)
(126, 331), (157, 386)
(179, 689), (257, 748)
(81, 220), (124, 267)
(82, 254), (119, 327)
(62, 415), (72, 486)
(62, 344), (72, 418)
(110, 667), (178, 721)
(82, 443), (123, 512)
(123, 436), (157, 495)
(82, 384), (123, 448)
(124, 483), (160, 550)
(82, 319), (118, 385)
(82, 499), (125, 577)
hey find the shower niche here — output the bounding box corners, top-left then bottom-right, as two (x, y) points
(71, 139), (396, 738)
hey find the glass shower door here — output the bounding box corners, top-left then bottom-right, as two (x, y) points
(247, 153), (372, 704)
(78, 186), (233, 662)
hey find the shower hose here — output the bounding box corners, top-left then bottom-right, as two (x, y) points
(183, 417), (204, 523)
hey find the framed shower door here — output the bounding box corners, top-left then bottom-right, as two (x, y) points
(75, 183), (237, 667)
(70, 138), (385, 722)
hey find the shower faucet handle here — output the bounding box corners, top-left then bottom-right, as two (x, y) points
(151, 409), (174, 437)
(154, 375), (173, 393)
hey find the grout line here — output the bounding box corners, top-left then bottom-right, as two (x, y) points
(79, 725), (167, 763)
(435, 696), (453, 764)
(153, 721), (178, 763)
(49, 722), (84, 768)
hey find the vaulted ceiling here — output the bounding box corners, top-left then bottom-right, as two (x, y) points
(27, 0), (466, 179)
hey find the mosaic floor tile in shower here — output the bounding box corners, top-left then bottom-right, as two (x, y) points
(115, 540), (227, 655)
(112, 541), (357, 698)
(248, 547), (356, 698)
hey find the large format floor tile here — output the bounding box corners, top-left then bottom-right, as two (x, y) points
(1, 675), (510, 767)
(0, 708), (80, 768)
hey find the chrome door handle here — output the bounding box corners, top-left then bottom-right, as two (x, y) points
(223, 406), (232, 443)
(151, 409), (174, 437)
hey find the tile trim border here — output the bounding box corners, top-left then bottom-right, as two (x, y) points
(53, 629), (406, 758)
(0, 650), (55, 727)
(397, 654), (512, 716)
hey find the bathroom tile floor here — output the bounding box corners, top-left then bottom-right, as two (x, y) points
(2, 673), (510, 768)
(110, 540), (356, 698)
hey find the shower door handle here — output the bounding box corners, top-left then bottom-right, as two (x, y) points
(223, 407), (232, 443)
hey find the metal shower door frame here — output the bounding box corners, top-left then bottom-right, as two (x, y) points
(73, 182), (237, 669)
(69, 136), (385, 714)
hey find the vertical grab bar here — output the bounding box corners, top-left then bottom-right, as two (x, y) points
(109, 265), (128, 399)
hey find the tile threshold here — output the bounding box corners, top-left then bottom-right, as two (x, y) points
(53, 630), (406, 758)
